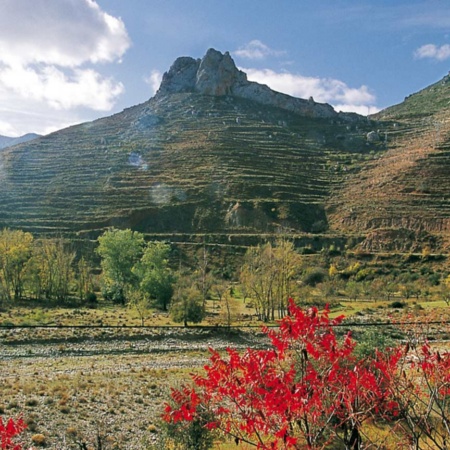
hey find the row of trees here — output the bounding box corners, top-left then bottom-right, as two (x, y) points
(97, 228), (209, 326)
(0, 229), (93, 304)
(1, 227), (449, 324)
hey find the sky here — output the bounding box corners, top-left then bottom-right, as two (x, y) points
(1, 0), (450, 137)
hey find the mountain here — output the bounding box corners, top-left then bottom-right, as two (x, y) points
(0, 49), (448, 253)
(0, 133), (40, 149)
(327, 73), (450, 252)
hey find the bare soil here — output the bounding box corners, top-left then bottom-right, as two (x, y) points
(0, 327), (266, 449)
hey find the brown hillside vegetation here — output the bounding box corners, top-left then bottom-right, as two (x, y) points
(328, 75), (450, 252)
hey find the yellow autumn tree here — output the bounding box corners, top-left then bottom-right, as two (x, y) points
(0, 228), (34, 301)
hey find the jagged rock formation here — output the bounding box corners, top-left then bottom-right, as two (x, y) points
(157, 48), (357, 121)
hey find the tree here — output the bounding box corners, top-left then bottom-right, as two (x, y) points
(96, 228), (144, 304)
(0, 229), (33, 302)
(133, 241), (174, 311)
(76, 256), (94, 302)
(345, 280), (361, 301)
(439, 276), (450, 305)
(193, 245), (214, 307)
(240, 239), (300, 321)
(26, 238), (75, 302)
(170, 278), (205, 327)
(164, 300), (402, 449)
(240, 243), (277, 321)
(128, 289), (152, 326)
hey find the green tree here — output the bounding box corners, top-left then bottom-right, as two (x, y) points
(96, 228), (144, 304)
(346, 280), (361, 301)
(0, 228), (34, 301)
(133, 241), (174, 311)
(128, 289), (152, 326)
(170, 279), (205, 327)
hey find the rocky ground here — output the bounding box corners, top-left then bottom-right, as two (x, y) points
(0, 327), (267, 449)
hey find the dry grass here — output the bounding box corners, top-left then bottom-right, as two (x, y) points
(0, 349), (206, 449)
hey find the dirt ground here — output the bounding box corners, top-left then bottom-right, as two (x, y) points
(0, 327), (266, 449)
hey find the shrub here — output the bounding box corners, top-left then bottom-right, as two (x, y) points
(85, 291), (97, 304)
(161, 408), (215, 450)
(389, 301), (405, 308)
(101, 284), (125, 305)
(164, 301), (403, 449)
(0, 416), (26, 449)
(302, 267), (327, 286)
(31, 434), (46, 446)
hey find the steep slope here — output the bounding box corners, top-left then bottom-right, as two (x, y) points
(327, 73), (450, 251)
(0, 49), (375, 241)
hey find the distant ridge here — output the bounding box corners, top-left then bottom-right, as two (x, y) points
(0, 133), (41, 150)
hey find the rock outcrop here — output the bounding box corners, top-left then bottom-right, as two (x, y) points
(157, 48), (359, 120)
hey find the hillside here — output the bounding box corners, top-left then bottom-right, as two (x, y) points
(0, 49), (375, 242)
(0, 49), (449, 253)
(327, 73), (450, 252)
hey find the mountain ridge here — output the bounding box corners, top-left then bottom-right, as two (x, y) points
(0, 133), (41, 150)
(0, 49), (449, 253)
(156, 48), (361, 122)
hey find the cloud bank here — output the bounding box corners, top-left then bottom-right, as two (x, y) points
(243, 68), (378, 115)
(414, 44), (450, 61)
(0, 0), (130, 136)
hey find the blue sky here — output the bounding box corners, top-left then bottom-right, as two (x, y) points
(1, 0), (450, 136)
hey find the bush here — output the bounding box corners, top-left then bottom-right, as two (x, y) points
(101, 284), (125, 304)
(85, 291), (97, 303)
(160, 410), (215, 450)
(302, 267), (327, 286)
(31, 433), (46, 446)
(389, 301), (405, 309)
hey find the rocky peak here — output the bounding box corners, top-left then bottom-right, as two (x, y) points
(196, 48), (247, 95)
(157, 49), (360, 121)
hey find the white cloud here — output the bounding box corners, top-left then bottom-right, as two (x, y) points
(0, 65), (124, 111)
(0, 0), (130, 67)
(0, 0), (131, 136)
(145, 70), (163, 95)
(243, 68), (378, 115)
(234, 40), (286, 60)
(414, 44), (450, 61)
(0, 119), (18, 137)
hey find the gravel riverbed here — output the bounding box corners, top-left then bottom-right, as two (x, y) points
(0, 327), (267, 449)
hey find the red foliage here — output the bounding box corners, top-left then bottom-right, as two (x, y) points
(0, 417), (26, 450)
(164, 300), (404, 449)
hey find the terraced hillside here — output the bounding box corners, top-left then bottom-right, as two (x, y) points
(1, 49), (449, 253)
(327, 73), (450, 251)
(0, 92), (375, 240)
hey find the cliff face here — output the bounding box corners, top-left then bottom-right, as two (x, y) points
(157, 48), (358, 121)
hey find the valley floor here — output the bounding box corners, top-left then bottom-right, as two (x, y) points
(0, 327), (266, 449)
